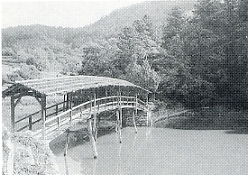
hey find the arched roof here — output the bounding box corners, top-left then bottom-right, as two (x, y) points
(2, 75), (150, 98)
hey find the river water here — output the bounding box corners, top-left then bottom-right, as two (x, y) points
(53, 127), (248, 175)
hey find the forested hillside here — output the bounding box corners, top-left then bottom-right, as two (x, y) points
(2, 0), (248, 110)
(82, 1), (195, 38)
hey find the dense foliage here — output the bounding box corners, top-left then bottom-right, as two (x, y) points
(2, 0), (247, 109)
(158, 0), (248, 109)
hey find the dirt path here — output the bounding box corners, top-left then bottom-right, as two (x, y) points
(53, 127), (248, 175)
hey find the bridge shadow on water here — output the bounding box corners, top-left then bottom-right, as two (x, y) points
(49, 121), (116, 156)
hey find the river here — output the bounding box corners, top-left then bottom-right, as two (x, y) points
(52, 127), (248, 175)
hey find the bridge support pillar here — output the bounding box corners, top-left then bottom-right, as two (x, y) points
(93, 93), (98, 140)
(10, 96), (16, 132)
(87, 118), (98, 159)
(132, 111), (138, 133)
(41, 96), (47, 140)
(116, 110), (122, 143)
(146, 94), (150, 127)
(64, 130), (70, 156)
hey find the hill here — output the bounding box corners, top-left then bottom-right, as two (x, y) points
(1, 1), (196, 83)
(82, 1), (195, 38)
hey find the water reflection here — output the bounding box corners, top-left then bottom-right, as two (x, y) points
(145, 126), (153, 140)
(56, 127), (248, 174)
(92, 159), (98, 175)
(64, 156), (69, 175)
(117, 143), (122, 174)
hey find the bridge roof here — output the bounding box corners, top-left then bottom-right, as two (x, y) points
(3, 75), (150, 97)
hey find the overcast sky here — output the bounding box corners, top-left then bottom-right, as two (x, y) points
(1, 1), (148, 28)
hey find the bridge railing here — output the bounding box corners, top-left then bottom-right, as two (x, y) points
(14, 100), (69, 132)
(14, 95), (148, 135)
(43, 96), (148, 137)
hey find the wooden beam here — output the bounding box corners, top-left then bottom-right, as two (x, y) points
(55, 104), (60, 130)
(64, 130), (70, 156)
(116, 110), (122, 143)
(66, 93), (69, 110)
(34, 96), (42, 105)
(135, 94), (138, 118)
(11, 96), (15, 132)
(146, 94), (149, 127)
(29, 116), (32, 130)
(63, 94), (66, 112)
(41, 95), (47, 140)
(93, 93), (97, 140)
(132, 111), (137, 134)
(119, 92), (123, 128)
(69, 93), (72, 124)
(10, 95), (23, 131)
(14, 96), (22, 108)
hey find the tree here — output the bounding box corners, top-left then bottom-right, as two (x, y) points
(79, 43), (111, 76)
(112, 15), (162, 91)
(191, 0), (248, 108)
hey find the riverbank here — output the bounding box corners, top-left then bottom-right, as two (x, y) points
(2, 126), (59, 175)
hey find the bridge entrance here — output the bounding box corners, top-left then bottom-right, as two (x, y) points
(3, 75), (152, 158)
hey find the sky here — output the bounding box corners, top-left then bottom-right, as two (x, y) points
(1, 1), (147, 28)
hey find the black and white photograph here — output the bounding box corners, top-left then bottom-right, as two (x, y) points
(1, 0), (248, 174)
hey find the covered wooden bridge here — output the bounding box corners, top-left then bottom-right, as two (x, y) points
(3, 75), (152, 158)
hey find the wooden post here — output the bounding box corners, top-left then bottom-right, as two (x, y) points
(146, 94), (149, 127)
(56, 104), (60, 130)
(132, 111), (138, 133)
(63, 94), (66, 112)
(64, 130), (70, 156)
(119, 92), (123, 128)
(29, 116), (32, 130)
(41, 96), (47, 140)
(133, 94), (138, 133)
(93, 93), (98, 140)
(87, 118), (98, 159)
(57, 117), (60, 131)
(66, 93), (69, 110)
(116, 110), (122, 143)
(56, 104), (59, 115)
(69, 93), (72, 124)
(11, 96), (15, 132)
(135, 94), (138, 119)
